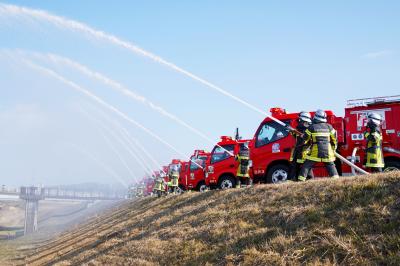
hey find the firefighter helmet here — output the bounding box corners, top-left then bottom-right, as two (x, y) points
(367, 112), (382, 126)
(313, 109), (327, 123)
(298, 111), (312, 123)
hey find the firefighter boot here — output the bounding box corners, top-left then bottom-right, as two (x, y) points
(236, 179), (241, 188)
(298, 176), (307, 182)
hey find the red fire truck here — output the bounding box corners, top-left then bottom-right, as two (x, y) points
(179, 150), (211, 192)
(250, 95), (400, 183)
(205, 136), (253, 189)
(143, 176), (155, 196)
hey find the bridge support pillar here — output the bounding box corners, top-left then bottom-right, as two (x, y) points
(19, 187), (45, 235)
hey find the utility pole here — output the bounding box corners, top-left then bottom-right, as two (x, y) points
(19, 187), (44, 235)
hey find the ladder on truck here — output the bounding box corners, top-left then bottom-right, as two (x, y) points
(347, 95), (400, 107)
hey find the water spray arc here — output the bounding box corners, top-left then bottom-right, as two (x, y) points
(82, 102), (168, 175)
(0, 4), (366, 174)
(94, 106), (167, 175)
(82, 107), (155, 178)
(34, 52), (235, 157)
(0, 3), (262, 115)
(17, 57), (204, 169)
(80, 109), (146, 180)
(69, 143), (129, 188)
(0, 4), (255, 154)
(118, 126), (161, 175)
(117, 129), (155, 177)
(117, 122), (168, 175)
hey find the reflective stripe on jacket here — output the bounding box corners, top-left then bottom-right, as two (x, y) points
(154, 178), (165, 191)
(169, 173), (179, 187)
(290, 124), (310, 163)
(364, 129), (384, 168)
(304, 122), (337, 163)
(236, 149), (250, 178)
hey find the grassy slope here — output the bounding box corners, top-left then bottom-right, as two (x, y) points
(23, 173), (400, 266)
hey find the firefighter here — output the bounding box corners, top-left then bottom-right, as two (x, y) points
(298, 110), (339, 181)
(153, 174), (165, 197)
(235, 141), (251, 188)
(168, 165), (180, 194)
(289, 111), (314, 181)
(136, 184), (144, 198)
(364, 113), (385, 172)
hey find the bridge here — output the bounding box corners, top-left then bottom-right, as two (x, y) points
(1, 186), (126, 235)
(0, 186), (125, 201)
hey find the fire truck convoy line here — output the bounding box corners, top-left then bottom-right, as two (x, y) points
(129, 95), (400, 196)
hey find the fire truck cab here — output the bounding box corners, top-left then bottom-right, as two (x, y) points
(205, 136), (253, 189)
(180, 150), (210, 192)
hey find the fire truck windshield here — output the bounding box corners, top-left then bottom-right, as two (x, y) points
(169, 164), (181, 174)
(210, 145), (234, 164)
(256, 120), (290, 147)
(190, 156), (207, 171)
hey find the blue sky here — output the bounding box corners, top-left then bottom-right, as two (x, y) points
(0, 1), (399, 186)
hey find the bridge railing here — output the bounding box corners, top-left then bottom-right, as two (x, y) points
(19, 187), (45, 201)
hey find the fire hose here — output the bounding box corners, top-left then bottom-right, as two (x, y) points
(383, 147), (400, 155)
(264, 112), (370, 175)
(335, 151), (369, 175)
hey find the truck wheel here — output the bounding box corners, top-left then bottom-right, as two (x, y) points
(218, 175), (235, 190)
(266, 164), (289, 184)
(384, 161), (400, 172)
(197, 182), (208, 193)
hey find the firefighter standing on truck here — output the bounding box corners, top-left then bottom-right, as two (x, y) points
(298, 110), (339, 181)
(169, 165), (180, 194)
(364, 113), (385, 173)
(235, 141), (251, 188)
(289, 112), (314, 181)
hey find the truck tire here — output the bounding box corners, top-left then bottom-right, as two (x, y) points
(266, 164), (289, 184)
(218, 175), (235, 190)
(384, 161), (400, 172)
(196, 181), (208, 193)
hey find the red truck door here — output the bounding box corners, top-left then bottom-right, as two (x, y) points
(209, 144), (236, 186)
(251, 120), (293, 183)
(188, 158), (206, 191)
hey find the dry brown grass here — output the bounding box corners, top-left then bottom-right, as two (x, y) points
(19, 172), (400, 265)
